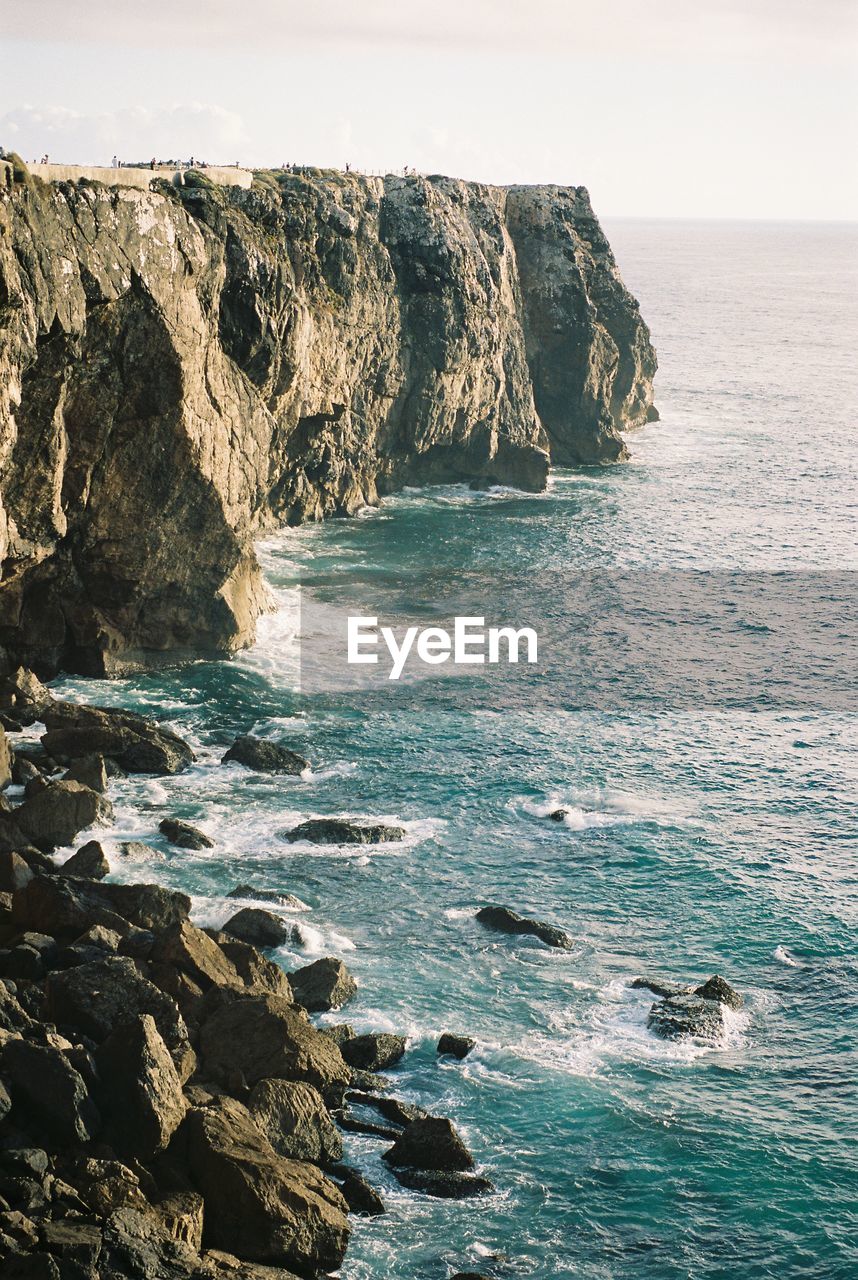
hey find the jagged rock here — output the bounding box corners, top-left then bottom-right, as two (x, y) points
(282, 818), (405, 845)
(0, 670), (53, 727)
(383, 1117), (475, 1172)
(389, 1167), (494, 1199)
(248, 1079), (343, 1165)
(12, 781), (113, 852)
(12, 874), (190, 935)
(347, 1068), (390, 1093)
(338, 1169), (385, 1216)
(96, 1014), (187, 1156)
(57, 840), (110, 880)
(198, 992), (350, 1098)
(39, 1219), (103, 1270)
(12, 757), (43, 787)
(98, 1204), (204, 1279)
(216, 938), (293, 999)
(475, 905), (573, 950)
(0, 851), (34, 893)
(63, 754), (108, 794)
(0, 944), (45, 979)
(548, 808), (569, 821)
(184, 1095), (349, 1271)
(0, 1077), (10, 1122)
(694, 974), (743, 1009)
(222, 737), (308, 775)
(437, 1033), (476, 1059)
(40, 703), (194, 775)
(0, 1038), (100, 1144)
(158, 817), (214, 849)
(150, 920), (243, 992)
(341, 1033), (406, 1072)
(24, 774), (49, 798)
(59, 1156), (150, 1216)
(337, 1112), (400, 1140)
(226, 885), (307, 910)
(0, 725), (11, 789)
(46, 956), (195, 1080)
(320, 1023), (355, 1047)
(155, 1191), (204, 1254)
(289, 958), (357, 1013)
(222, 908), (289, 949)
(75, 924), (122, 951)
(199, 1250), (304, 1280)
(647, 994), (725, 1041)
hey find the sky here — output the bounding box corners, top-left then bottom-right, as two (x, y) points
(1, 0), (856, 220)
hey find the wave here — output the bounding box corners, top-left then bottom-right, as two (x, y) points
(515, 786), (687, 831)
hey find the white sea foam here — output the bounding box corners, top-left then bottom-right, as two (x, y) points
(774, 945), (801, 967)
(515, 786), (690, 831)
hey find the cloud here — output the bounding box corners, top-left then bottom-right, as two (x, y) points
(4, 0), (856, 61)
(0, 103), (249, 166)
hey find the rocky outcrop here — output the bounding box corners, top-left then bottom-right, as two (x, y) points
(475, 905), (573, 949)
(0, 168), (655, 677)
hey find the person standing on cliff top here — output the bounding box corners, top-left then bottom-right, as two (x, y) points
(150, 157), (156, 169)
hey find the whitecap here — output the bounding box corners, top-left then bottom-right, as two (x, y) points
(774, 945), (801, 967)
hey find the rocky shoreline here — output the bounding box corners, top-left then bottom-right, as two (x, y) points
(0, 667), (744, 1279)
(0, 669), (498, 1280)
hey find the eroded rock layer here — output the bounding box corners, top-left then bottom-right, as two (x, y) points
(0, 167), (656, 675)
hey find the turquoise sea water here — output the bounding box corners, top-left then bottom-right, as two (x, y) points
(54, 220), (857, 1278)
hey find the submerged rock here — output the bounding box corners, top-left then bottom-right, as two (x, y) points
(222, 907), (289, 949)
(222, 736), (308, 775)
(630, 976), (690, 998)
(389, 1166), (494, 1199)
(117, 840), (165, 863)
(290, 957), (357, 1012)
(437, 1033), (476, 1060)
(282, 818), (405, 845)
(158, 817), (214, 849)
(41, 702), (195, 775)
(475, 905), (573, 950)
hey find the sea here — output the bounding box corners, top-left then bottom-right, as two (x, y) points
(52, 219), (858, 1279)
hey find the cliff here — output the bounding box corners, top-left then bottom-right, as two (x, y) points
(0, 165), (656, 676)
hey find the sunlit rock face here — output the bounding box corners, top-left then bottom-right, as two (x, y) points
(0, 168), (655, 675)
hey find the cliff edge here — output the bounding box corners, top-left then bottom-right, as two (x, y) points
(0, 166), (656, 676)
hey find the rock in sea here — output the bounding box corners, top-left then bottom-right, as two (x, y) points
(222, 734), (308, 775)
(475, 904), (573, 950)
(282, 817), (405, 845)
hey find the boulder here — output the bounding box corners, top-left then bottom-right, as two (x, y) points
(388, 1167), (493, 1198)
(199, 1251), (304, 1280)
(63, 755), (108, 794)
(345, 1092), (428, 1127)
(222, 908), (289, 949)
(338, 1169), (385, 1216)
(39, 1219), (103, 1270)
(57, 840), (110, 880)
(694, 975), (743, 1010)
(150, 920), (243, 992)
(222, 736), (308, 775)
(98, 1203), (204, 1280)
(184, 1095), (349, 1271)
(0, 725), (11, 789)
(198, 993), (350, 1098)
(0, 851), (35, 894)
(437, 1033), (476, 1060)
(12, 756), (44, 787)
(248, 1079), (343, 1165)
(158, 817), (214, 850)
(548, 808), (569, 821)
(12, 875), (190, 936)
(647, 994), (725, 1041)
(0, 668), (53, 727)
(289, 958), (357, 1013)
(46, 956), (195, 1080)
(341, 1033), (406, 1072)
(41, 701), (194, 775)
(217, 938), (293, 999)
(96, 1014), (187, 1156)
(0, 1038), (100, 1145)
(320, 1023), (355, 1047)
(383, 1117), (474, 1172)
(13, 781), (113, 852)
(282, 818), (405, 845)
(226, 885), (307, 910)
(475, 905), (573, 950)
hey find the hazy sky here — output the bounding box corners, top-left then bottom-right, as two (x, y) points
(1, 0), (856, 219)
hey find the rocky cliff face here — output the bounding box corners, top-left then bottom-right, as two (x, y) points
(0, 166), (656, 676)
